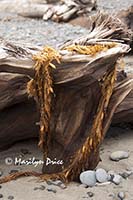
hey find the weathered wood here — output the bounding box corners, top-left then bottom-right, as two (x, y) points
(112, 89), (133, 124)
(0, 38), (132, 153)
(0, 99), (39, 151)
(0, 0), (96, 21)
(0, 72), (132, 151)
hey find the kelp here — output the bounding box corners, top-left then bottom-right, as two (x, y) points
(63, 43), (116, 55)
(27, 46), (61, 151)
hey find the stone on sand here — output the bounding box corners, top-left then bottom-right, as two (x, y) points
(96, 168), (108, 183)
(110, 151), (129, 161)
(80, 170), (96, 187)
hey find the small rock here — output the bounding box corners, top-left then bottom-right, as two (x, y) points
(0, 172), (3, 177)
(110, 151), (129, 161)
(53, 180), (67, 189)
(118, 191), (125, 200)
(34, 185), (45, 190)
(20, 148), (31, 155)
(9, 169), (19, 174)
(107, 174), (113, 181)
(0, 194), (3, 198)
(59, 183), (67, 189)
(96, 168), (108, 183)
(112, 175), (122, 185)
(82, 196), (88, 199)
(47, 180), (67, 189)
(119, 171), (132, 179)
(47, 188), (57, 193)
(33, 187), (39, 191)
(46, 180), (53, 185)
(108, 193), (115, 198)
(39, 185), (46, 190)
(87, 192), (94, 197)
(8, 196), (14, 200)
(80, 170), (96, 187)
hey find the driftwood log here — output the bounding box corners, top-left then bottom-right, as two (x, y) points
(0, 0), (97, 21)
(0, 13), (132, 183)
(0, 39), (132, 183)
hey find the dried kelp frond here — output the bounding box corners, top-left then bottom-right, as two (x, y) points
(62, 12), (132, 48)
(63, 43), (116, 55)
(27, 46), (61, 151)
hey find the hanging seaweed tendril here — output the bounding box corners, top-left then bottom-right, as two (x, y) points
(27, 46), (61, 153)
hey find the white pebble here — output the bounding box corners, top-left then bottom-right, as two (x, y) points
(118, 191), (125, 199)
(80, 170), (96, 187)
(96, 168), (108, 183)
(110, 151), (129, 161)
(112, 174), (122, 185)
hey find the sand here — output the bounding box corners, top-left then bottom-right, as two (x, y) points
(0, 127), (133, 200)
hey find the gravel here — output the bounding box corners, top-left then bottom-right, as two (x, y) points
(97, 0), (133, 12)
(0, 16), (90, 48)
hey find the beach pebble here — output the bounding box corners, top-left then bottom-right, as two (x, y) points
(109, 193), (115, 198)
(0, 194), (3, 198)
(34, 185), (45, 191)
(87, 192), (94, 197)
(9, 169), (19, 174)
(0, 171), (3, 177)
(47, 188), (57, 193)
(112, 175), (122, 185)
(96, 168), (108, 183)
(118, 191), (125, 200)
(119, 171), (132, 179)
(20, 148), (31, 155)
(80, 170), (96, 187)
(110, 151), (129, 161)
(107, 174), (113, 181)
(8, 196), (14, 200)
(47, 180), (67, 189)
